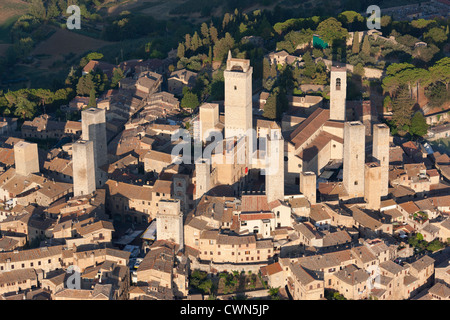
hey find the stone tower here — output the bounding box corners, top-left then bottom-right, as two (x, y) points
(265, 125), (284, 203)
(364, 162), (381, 210)
(300, 172), (316, 205)
(329, 66), (347, 121)
(195, 159), (211, 201)
(224, 51), (253, 159)
(72, 140), (96, 197)
(156, 199), (183, 250)
(343, 121), (365, 197)
(373, 123), (390, 197)
(173, 174), (189, 213)
(14, 141), (39, 176)
(82, 108), (107, 188)
(199, 103), (219, 143)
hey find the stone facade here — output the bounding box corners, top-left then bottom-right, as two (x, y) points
(265, 127), (284, 203)
(343, 122), (365, 197)
(14, 142), (39, 177)
(329, 67), (347, 121)
(364, 162), (382, 210)
(81, 108), (108, 188)
(156, 200), (184, 250)
(224, 52), (253, 153)
(373, 124), (390, 196)
(300, 172), (316, 205)
(72, 140), (96, 197)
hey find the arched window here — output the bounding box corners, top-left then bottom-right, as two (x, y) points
(336, 78), (341, 91)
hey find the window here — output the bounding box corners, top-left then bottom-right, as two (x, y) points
(336, 78), (341, 90)
(234, 86), (237, 90)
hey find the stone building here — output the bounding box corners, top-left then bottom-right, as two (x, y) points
(156, 199), (184, 250)
(329, 66), (347, 121)
(265, 126), (284, 203)
(300, 172), (316, 205)
(364, 162), (381, 210)
(372, 124), (390, 196)
(14, 141), (39, 177)
(81, 108), (108, 188)
(343, 122), (365, 198)
(72, 140), (96, 197)
(224, 51), (253, 155)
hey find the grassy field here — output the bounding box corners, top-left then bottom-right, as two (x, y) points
(0, 0), (28, 43)
(0, 0), (28, 24)
(32, 28), (112, 69)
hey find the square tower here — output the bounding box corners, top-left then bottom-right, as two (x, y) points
(72, 140), (96, 197)
(265, 126), (284, 203)
(330, 66), (347, 121)
(199, 103), (219, 143)
(156, 199), (183, 250)
(364, 162), (381, 210)
(224, 51), (253, 159)
(343, 121), (365, 197)
(300, 172), (316, 205)
(373, 124), (390, 197)
(82, 108), (107, 188)
(14, 141), (39, 176)
(195, 159), (211, 202)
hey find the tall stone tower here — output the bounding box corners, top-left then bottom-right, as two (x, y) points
(364, 162), (381, 210)
(329, 66), (347, 121)
(195, 159), (211, 201)
(224, 51), (253, 159)
(72, 140), (96, 197)
(343, 121), (365, 197)
(82, 108), (108, 188)
(300, 172), (316, 205)
(373, 123), (390, 197)
(14, 141), (39, 176)
(199, 103), (219, 143)
(156, 199), (183, 250)
(265, 126), (284, 203)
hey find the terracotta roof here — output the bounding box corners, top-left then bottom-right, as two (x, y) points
(106, 180), (153, 201)
(240, 212), (274, 221)
(260, 262), (283, 277)
(289, 108), (330, 149)
(240, 195), (270, 213)
(399, 201), (420, 215)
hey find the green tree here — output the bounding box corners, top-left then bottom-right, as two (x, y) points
(361, 35), (370, 55)
(424, 27), (447, 44)
(430, 57), (450, 90)
(14, 95), (37, 119)
(185, 34), (191, 51)
(209, 24), (218, 43)
(28, 0), (46, 20)
(263, 92), (278, 120)
(177, 43), (185, 59)
(181, 88), (199, 110)
(391, 86), (415, 129)
(77, 74), (96, 96)
(201, 22), (209, 39)
(191, 32), (202, 52)
(111, 68), (124, 88)
(409, 112), (428, 137)
(302, 51), (315, 78)
(88, 88), (97, 108)
(352, 31), (360, 54)
(316, 17), (348, 45)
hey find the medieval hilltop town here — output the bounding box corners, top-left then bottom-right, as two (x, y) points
(0, 0), (449, 301)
